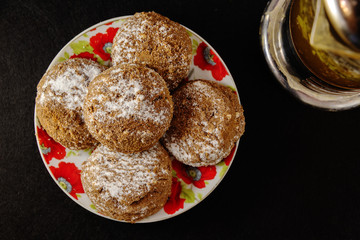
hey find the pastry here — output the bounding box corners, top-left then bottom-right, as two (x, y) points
(161, 79), (245, 166)
(111, 11), (192, 91)
(35, 58), (106, 149)
(81, 142), (172, 223)
(83, 64), (173, 153)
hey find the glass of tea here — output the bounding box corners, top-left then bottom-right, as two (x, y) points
(260, 0), (360, 110)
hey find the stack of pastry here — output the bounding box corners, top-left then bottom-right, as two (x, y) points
(35, 12), (245, 223)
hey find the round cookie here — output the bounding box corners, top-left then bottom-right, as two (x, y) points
(83, 64), (173, 153)
(81, 142), (172, 223)
(35, 58), (107, 150)
(161, 79), (245, 167)
(111, 11), (192, 91)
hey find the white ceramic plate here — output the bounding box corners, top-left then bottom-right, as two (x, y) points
(34, 16), (242, 223)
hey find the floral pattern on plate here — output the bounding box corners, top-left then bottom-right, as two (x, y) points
(34, 16), (241, 223)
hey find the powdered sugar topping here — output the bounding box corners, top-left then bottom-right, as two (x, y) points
(82, 143), (168, 204)
(88, 66), (170, 124)
(111, 12), (192, 90)
(38, 59), (104, 110)
(162, 80), (232, 166)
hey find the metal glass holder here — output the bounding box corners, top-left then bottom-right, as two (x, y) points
(260, 0), (360, 111)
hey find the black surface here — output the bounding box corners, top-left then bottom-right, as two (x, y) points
(1, 0), (360, 239)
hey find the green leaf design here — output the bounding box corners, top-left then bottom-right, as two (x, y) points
(115, 19), (126, 23)
(83, 147), (94, 155)
(66, 40), (107, 65)
(180, 181), (195, 203)
(58, 51), (70, 62)
(186, 29), (193, 37)
(192, 39), (199, 55)
(217, 161), (228, 178)
(39, 143), (47, 150)
(94, 55), (105, 65)
(70, 41), (94, 55)
(226, 85), (237, 92)
(66, 150), (78, 157)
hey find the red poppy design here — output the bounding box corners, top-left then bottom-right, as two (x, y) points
(70, 52), (97, 62)
(49, 162), (84, 200)
(164, 177), (185, 214)
(172, 160), (217, 189)
(194, 42), (229, 81)
(37, 126), (66, 164)
(89, 27), (119, 61)
(224, 146), (236, 166)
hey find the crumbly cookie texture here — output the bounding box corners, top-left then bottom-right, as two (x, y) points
(35, 58), (106, 149)
(162, 80), (245, 167)
(111, 11), (192, 91)
(84, 64), (173, 153)
(81, 142), (172, 223)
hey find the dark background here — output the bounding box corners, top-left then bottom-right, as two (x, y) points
(1, 0), (360, 239)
